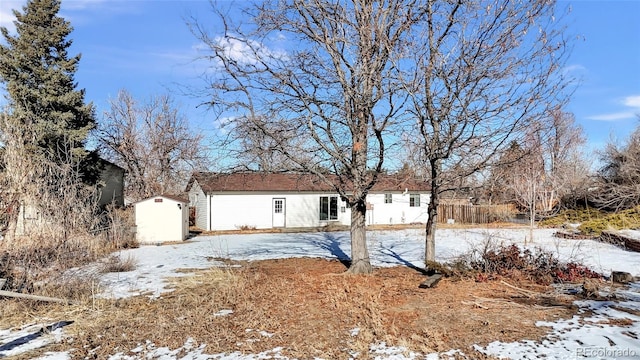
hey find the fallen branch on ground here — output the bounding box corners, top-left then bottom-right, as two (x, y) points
(500, 280), (540, 298)
(0, 290), (76, 305)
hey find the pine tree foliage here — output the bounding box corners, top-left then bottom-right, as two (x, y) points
(0, 0), (97, 177)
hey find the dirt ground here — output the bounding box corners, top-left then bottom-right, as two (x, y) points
(2, 257), (580, 359)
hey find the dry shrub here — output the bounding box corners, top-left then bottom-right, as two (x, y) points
(236, 224), (257, 231)
(36, 271), (102, 302)
(100, 254), (137, 273)
(0, 229), (118, 298)
(0, 199), (132, 300)
(0, 129), (131, 298)
(100, 206), (138, 249)
(554, 262), (602, 283)
(457, 242), (602, 285)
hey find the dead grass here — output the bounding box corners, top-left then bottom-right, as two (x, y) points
(0, 208), (136, 295)
(1, 258), (582, 359)
(100, 254), (138, 273)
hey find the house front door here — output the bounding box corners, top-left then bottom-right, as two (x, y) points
(272, 198), (285, 227)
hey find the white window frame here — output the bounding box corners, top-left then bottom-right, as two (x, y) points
(320, 196), (339, 220)
(409, 194), (420, 207)
(384, 193), (392, 204)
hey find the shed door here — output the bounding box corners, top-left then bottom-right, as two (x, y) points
(272, 198), (285, 228)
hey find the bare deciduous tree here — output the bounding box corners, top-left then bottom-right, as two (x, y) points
(591, 118), (640, 211)
(506, 125), (546, 243)
(402, 0), (573, 263)
(98, 90), (207, 202)
(191, 0), (423, 273)
(538, 108), (589, 211)
(489, 108), (587, 242)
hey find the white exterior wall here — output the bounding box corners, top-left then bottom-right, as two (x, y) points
(135, 196), (189, 244)
(188, 181), (209, 231)
(367, 193), (430, 225)
(209, 192), (351, 231)
(205, 191), (429, 231)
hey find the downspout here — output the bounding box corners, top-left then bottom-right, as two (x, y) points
(209, 194), (212, 231)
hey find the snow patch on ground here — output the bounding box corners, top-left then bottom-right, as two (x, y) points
(0, 321), (71, 358)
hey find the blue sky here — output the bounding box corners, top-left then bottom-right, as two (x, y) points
(1, 0), (639, 154)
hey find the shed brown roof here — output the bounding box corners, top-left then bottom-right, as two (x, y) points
(136, 194), (189, 204)
(187, 172), (430, 194)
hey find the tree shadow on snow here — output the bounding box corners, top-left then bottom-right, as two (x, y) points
(0, 321), (73, 357)
(304, 233), (352, 268)
(378, 245), (430, 275)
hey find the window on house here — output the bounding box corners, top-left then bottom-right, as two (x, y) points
(409, 194), (420, 207)
(384, 193), (392, 204)
(320, 196), (338, 220)
(274, 199), (283, 213)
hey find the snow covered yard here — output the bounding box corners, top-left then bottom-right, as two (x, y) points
(1, 227), (639, 359)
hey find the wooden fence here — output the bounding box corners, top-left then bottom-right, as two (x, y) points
(437, 204), (516, 224)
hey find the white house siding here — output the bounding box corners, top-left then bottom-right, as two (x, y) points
(135, 196), (189, 244)
(188, 181), (209, 231)
(367, 193), (430, 225)
(208, 192), (351, 231)
(204, 192), (430, 231)
(284, 193), (350, 228)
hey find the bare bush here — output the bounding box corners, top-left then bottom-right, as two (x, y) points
(435, 238), (602, 285)
(590, 121), (640, 211)
(100, 206), (138, 250)
(100, 254), (137, 274)
(0, 117), (115, 293)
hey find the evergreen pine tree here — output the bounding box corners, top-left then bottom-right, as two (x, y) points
(0, 0), (98, 181)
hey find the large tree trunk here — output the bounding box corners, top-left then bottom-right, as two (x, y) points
(425, 159), (441, 265)
(425, 186), (439, 264)
(347, 199), (372, 274)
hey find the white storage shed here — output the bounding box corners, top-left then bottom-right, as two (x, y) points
(135, 195), (189, 244)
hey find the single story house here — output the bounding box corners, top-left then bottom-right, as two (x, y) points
(186, 172), (431, 231)
(135, 194), (189, 244)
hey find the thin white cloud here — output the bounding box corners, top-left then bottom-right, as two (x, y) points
(562, 64), (586, 74)
(586, 111), (636, 122)
(0, 9), (14, 29)
(213, 36), (289, 66)
(61, 0), (109, 11)
(623, 95), (640, 108)
(214, 116), (237, 134)
(587, 94), (640, 122)
(0, 1), (22, 32)
(215, 37), (262, 66)
(1, 0), (137, 33)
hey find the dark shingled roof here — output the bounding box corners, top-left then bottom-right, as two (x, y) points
(187, 172), (430, 194)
